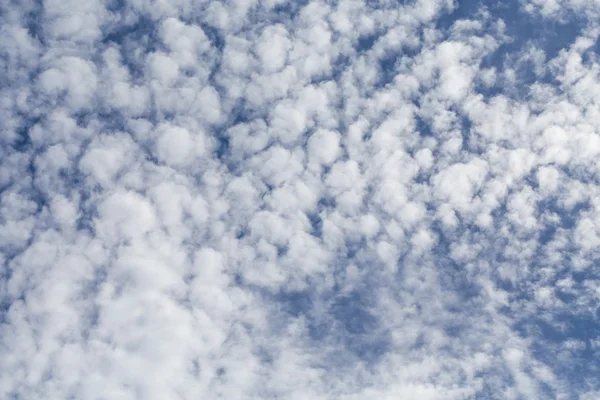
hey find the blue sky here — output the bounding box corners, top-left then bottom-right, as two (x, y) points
(2, 0), (600, 398)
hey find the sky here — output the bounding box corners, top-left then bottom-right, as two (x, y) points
(2, 0), (600, 398)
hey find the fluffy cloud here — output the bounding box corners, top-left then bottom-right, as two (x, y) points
(1, 0), (600, 398)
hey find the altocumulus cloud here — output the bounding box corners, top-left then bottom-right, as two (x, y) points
(2, 0), (600, 398)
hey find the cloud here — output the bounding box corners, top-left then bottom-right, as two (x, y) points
(2, 0), (600, 398)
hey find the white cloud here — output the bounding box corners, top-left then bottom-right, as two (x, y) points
(147, 52), (180, 85)
(38, 56), (98, 111)
(2, 0), (600, 399)
(433, 158), (488, 214)
(307, 128), (342, 168)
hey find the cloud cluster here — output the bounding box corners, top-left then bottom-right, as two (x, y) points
(2, 0), (600, 398)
